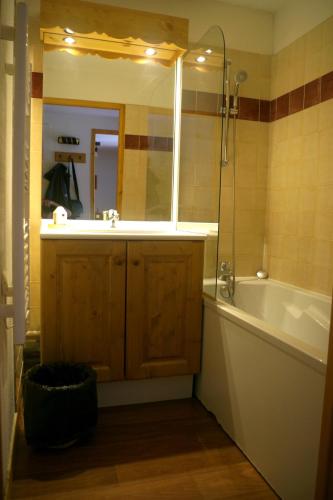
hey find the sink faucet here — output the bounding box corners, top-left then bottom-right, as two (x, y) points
(103, 209), (119, 228)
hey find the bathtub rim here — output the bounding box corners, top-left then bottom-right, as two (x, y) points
(204, 276), (332, 303)
(203, 295), (327, 375)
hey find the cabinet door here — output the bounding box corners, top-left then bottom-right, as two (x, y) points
(126, 240), (204, 379)
(41, 240), (126, 382)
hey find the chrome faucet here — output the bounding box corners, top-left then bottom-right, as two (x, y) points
(219, 261), (233, 281)
(103, 209), (119, 228)
(218, 261), (235, 299)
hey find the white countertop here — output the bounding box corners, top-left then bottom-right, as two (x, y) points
(40, 219), (207, 240)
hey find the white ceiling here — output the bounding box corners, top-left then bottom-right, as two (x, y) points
(216, 0), (289, 13)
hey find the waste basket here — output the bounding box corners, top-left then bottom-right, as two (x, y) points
(23, 362), (98, 448)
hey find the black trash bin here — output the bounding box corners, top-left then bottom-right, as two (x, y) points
(23, 362), (98, 449)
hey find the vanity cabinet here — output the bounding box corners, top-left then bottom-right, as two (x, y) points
(41, 239), (204, 382)
(126, 241), (203, 379)
(41, 240), (126, 382)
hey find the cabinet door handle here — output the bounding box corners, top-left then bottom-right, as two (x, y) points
(132, 259), (140, 266)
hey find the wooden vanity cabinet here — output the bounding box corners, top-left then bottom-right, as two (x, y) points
(126, 241), (204, 379)
(41, 239), (204, 382)
(41, 240), (126, 382)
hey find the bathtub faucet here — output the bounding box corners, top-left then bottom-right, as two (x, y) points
(219, 261), (235, 299)
(219, 261), (233, 281)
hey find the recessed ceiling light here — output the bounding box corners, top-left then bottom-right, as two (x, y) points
(63, 36), (76, 45)
(145, 47), (157, 56)
(196, 55), (206, 63)
(205, 48), (213, 54)
(64, 27), (75, 34)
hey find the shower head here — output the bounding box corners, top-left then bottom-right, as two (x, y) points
(232, 70), (248, 111)
(234, 70), (248, 85)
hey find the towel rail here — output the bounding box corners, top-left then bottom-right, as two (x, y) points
(12, 2), (29, 344)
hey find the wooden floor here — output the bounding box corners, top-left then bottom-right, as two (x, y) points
(12, 399), (277, 499)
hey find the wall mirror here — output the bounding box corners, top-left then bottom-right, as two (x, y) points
(41, 49), (176, 221)
(40, 0), (188, 221)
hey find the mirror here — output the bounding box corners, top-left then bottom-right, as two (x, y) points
(41, 49), (176, 220)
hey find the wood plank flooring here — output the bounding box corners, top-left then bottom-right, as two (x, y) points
(12, 398), (278, 499)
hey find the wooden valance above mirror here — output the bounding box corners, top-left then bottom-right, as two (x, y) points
(40, 0), (189, 66)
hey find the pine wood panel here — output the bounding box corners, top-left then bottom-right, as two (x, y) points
(40, 0), (189, 54)
(126, 241), (204, 379)
(41, 240), (126, 382)
(54, 152), (86, 163)
(12, 399), (277, 499)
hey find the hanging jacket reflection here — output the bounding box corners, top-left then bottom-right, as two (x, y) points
(43, 163), (71, 211)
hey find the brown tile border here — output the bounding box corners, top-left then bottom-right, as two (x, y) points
(304, 79), (321, 109)
(31, 72), (43, 99)
(321, 71), (333, 102)
(238, 97), (260, 121)
(289, 86), (304, 115)
(125, 134), (173, 152)
(36, 69), (333, 123)
(181, 69), (333, 123)
(276, 93), (289, 120)
(259, 100), (270, 122)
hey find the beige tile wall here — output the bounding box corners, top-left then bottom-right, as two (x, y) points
(179, 114), (221, 223)
(266, 15), (333, 295)
(219, 119), (269, 276)
(221, 50), (270, 277)
(179, 49), (270, 278)
(121, 104), (173, 221)
(271, 16), (333, 99)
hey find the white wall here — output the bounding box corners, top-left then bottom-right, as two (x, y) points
(0, 0), (16, 495)
(42, 105), (118, 218)
(95, 145), (118, 212)
(274, 0), (333, 52)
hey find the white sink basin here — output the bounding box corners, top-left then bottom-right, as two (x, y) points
(76, 228), (169, 235)
(41, 219), (207, 240)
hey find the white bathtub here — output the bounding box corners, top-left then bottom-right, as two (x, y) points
(197, 277), (331, 500)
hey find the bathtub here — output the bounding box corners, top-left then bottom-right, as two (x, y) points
(197, 277), (331, 500)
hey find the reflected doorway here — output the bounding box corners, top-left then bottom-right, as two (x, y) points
(90, 129), (123, 218)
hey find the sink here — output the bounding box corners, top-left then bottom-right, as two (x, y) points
(42, 219), (207, 240)
(76, 228), (167, 235)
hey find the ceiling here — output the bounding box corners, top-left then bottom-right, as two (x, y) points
(216, 0), (289, 13)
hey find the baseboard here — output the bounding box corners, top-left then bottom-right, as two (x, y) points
(98, 375), (194, 407)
